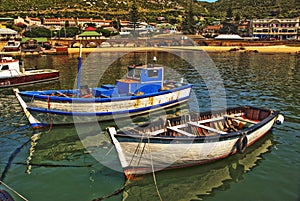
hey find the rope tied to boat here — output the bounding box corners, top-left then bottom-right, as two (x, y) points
(0, 180), (28, 201)
(147, 131), (163, 201)
(47, 95), (53, 131)
(92, 131), (163, 201)
(47, 95), (51, 110)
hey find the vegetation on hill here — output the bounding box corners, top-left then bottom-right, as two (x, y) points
(0, 0), (299, 21)
(209, 0), (300, 19)
(0, 0), (299, 36)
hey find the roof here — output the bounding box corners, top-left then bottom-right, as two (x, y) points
(0, 18), (14, 21)
(85, 27), (96, 31)
(79, 31), (101, 37)
(215, 34), (243, 40)
(0, 28), (18, 35)
(22, 38), (48, 43)
(204, 25), (222, 30)
(28, 17), (40, 21)
(105, 27), (117, 32)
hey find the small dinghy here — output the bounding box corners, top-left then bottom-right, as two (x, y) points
(107, 105), (284, 179)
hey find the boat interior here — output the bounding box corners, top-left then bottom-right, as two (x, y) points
(120, 107), (272, 137)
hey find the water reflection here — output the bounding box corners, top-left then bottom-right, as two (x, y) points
(211, 53), (299, 123)
(1, 52), (298, 201)
(24, 103), (189, 174)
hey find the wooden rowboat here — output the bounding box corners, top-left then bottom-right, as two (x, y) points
(107, 106), (284, 179)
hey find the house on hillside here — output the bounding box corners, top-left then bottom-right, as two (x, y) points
(43, 18), (76, 30)
(14, 16), (41, 27)
(202, 25), (223, 37)
(76, 18), (112, 28)
(238, 21), (251, 36)
(0, 17), (14, 27)
(252, 18), (299, 40)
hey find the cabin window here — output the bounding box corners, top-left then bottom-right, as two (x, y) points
(127, 69), (134, 77)
(1, 65), (9, 70)
(148, 69), (158, 78)
(133, 69), (142, 79)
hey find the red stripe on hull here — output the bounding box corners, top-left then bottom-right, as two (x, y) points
(0, 71), (59, 88)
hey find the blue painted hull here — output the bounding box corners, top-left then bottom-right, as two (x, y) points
(16, 84), (192, 127)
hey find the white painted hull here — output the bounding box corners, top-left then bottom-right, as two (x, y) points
(109, 109), (279, 177)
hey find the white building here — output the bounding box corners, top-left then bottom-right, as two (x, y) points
(43, 18), (76, 30)
(14, 16), (41, 27)
(252, 18), (299, 40)
(0, 28), (20, 39)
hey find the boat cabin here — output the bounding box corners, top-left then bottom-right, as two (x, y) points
(0, 57), (22, 78)
(92, 64), (164, 97)
(4, 40), (21, 52)
(117, 64), (163, 95)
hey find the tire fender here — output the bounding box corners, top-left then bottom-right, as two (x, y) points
(237, 135), (248, 154)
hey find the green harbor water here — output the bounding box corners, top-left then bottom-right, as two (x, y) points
(0, 49), (299, 201)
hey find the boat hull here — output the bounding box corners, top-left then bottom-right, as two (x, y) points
(16, 85), (192, 126)
(0, 70), (59, 88)
(108, 106), (281, 177)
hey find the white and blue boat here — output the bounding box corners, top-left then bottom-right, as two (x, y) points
(14, 63), (192, 129)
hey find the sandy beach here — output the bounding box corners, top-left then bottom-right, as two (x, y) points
(198, 45), (300, 54)
(67, 45), (300, 54)
(0, 41), (298, 55)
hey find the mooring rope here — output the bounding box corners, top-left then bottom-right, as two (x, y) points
(127, 133), (148, 176)
(147, 132), (163, 201)
(91, 179), (130, 201)
(0, 180), (28, 201)
(93, 132), (149, 200)
(46, 95), (53, 132)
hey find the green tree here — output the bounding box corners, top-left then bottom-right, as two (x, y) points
(130, 0), (139, 37)
(58, 26), (79, 38)
(182, 0), (196, 34)
(111, 19), (121, 32)
(96, 27), (110, 37)
(23, 26), (51, 38)
(219, 22), (238, 34)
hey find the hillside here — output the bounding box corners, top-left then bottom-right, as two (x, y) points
(0, 0), (299, 21)
(209, 0), (300, 19)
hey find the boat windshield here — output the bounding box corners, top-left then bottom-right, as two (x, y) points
(1, 65), (9, 70)
(128, 69), (134, 77)
(127, 68), (142, 80)
(133, 69), (142, 79)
